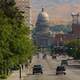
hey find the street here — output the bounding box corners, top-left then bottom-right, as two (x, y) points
(23, 53), (80, 80)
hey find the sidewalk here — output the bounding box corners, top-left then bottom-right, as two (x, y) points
(6, 68), (27, 80)
(4, 56), (36, 80)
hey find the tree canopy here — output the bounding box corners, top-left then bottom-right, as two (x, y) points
(0, 0), (35, 78)
(65, 39), (80, 59)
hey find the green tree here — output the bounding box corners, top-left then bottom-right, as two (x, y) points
(0, 0), (35, 78)
(65, 39), (80, 59)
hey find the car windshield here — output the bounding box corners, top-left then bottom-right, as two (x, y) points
(34, 65), (42, 68)
(57, 66), (65, 71)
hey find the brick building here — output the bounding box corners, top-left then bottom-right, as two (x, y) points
(54, 13), (80, 45)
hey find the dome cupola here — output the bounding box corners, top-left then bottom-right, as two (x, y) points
(37, 8), (49, 23)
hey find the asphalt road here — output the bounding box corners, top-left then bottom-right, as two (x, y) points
(23, 53), (80, 80)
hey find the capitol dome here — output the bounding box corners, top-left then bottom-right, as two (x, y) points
(33, 8), (52, 48)
(37, 8), (49, 23)
(35, 8), (50, 33)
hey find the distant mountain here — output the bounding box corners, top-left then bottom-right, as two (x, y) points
(50, 25), (72, 33)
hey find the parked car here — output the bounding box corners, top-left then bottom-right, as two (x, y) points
(32, 65), (43, 75)
(56, 66), (66, 75)
(10, 65), (20, 71)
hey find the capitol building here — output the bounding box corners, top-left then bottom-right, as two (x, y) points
(33, 8), (53, 49)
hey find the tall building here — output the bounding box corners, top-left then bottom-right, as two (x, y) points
(15, 0), (31, 26)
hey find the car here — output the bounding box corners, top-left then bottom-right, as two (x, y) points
(61, 60), (68, 66)
(56, 66), (66, 75)
(52, 55), (56, 59)
(43, 54), (46, 59)
(10, 65), (20, 71)
(32, 65), (43, 75)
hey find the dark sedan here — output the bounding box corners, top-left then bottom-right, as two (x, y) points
(32, 65), (43, 75)
(56, 65), (66, 75)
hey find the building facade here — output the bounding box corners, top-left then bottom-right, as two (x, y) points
(54, 13), (80, 45)
(15, 0), (31, 25)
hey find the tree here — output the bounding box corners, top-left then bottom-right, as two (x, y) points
(0, 0), (35, 78)
(64, 39), (80, 59)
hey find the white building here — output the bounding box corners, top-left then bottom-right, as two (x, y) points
(33, 8), (52, 48)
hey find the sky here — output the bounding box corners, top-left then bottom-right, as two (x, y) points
(31, 0), (80, 24)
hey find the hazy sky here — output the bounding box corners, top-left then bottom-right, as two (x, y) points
(31, 0), (80, 24)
